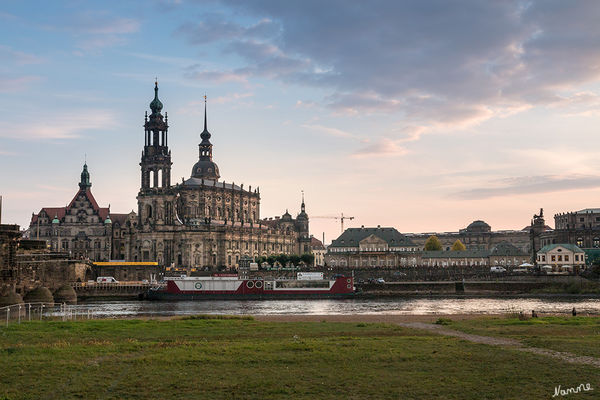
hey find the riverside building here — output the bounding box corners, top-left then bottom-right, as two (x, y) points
(29, 83), (310, 269)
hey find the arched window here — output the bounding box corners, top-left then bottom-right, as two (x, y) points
(146, 204), (153, 219)
(157, 169), (162, 188)
(149, 170), (154, 188)
(577, 238), (584, 247)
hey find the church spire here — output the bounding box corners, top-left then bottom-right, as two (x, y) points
(191, 94), (220, 180)
(204, 94), (207, 132)
(200, 94), (211, 144)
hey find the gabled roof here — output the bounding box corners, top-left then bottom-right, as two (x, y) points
(310, 236), (325, 250)
(109, 213), (130, 226)
(31, 188), (109, 224)
(522, 225), (553, 231)
(330, 227), (416, 247)
(34, 207), (67, 222)
(490, 241), (527, 257)
(538, 244), (584, 253)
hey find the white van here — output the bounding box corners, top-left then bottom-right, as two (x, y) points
(97, 276), (119, 283)
(490, 267), (506, 273)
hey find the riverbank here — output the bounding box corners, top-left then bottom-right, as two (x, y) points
(358, 278), (600, 296)
(1, 315), (598, 399)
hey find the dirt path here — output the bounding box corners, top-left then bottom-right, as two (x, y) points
(255, 314), (600, 368)
(398, 321), (600, 368)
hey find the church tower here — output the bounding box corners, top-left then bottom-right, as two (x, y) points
(138, 81), (175, 234)
(79, 163), (92, 190)
(191, 97), (220, 180)
(530, 208), (546, 263)
(140, 81), (172, 190)
(296, 191), (311, 254)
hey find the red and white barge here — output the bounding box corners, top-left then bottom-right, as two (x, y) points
(146, 273), (355, 300)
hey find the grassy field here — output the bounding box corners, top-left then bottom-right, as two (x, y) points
(0, 316), (598, 400)
(446, 315), (600, 359)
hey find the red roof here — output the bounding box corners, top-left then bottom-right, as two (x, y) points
(31, 188), (109, 224)
(310, 237), (325, 250)
(109, 213), (130, 225)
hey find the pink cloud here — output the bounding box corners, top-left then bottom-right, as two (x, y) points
(352, 138), (408, 159)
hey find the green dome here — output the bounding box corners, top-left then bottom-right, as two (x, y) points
(104, 216), (112, 224)
(52, 215), (60, 224)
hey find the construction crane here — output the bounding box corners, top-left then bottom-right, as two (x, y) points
(312, 213), (355, 233)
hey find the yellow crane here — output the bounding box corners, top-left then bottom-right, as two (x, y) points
(311, 213), (355, 233)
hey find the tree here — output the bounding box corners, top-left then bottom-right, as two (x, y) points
(300, 253), (314, 266)
(276, 254), (289, 267)
(424, 235), (443, 251)
(450, 239), (466, 251)
(289, 254), (301, 266)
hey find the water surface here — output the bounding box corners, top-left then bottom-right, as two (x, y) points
(74, 297), (600, 318)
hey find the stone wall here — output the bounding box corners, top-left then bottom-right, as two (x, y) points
(9, 253), (91, 294)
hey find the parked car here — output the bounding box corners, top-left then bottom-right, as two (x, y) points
(375, 278), (386, 284)
(96, 276), (119, 283)
(490, 267), (506, 273)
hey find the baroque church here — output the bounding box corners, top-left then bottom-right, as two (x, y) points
(29, 83), (311, 269)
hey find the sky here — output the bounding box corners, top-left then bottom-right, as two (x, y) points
(2, 0), (600, 244)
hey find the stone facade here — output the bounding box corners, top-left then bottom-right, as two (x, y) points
(310, 236), (326, 267)
(421, 242), (529, 267)
(29, 83), (309, 270)
(407, 220), (531, 253)
(538, 208), (600, 250)
(132, 85), (309, 269)
(0, 224), (21, 287)
(326, 227), (420, 267)
(29, 164), (115, 261)
(326, 226), (529, 268)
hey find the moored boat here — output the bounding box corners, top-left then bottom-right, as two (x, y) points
(145, 273), (355, 300)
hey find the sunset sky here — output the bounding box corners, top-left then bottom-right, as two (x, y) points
(2, 1), (600, 243)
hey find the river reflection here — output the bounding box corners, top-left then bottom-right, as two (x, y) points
(76, 297), (600, 318)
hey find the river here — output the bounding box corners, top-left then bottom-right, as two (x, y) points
(73, 297), (600, 318)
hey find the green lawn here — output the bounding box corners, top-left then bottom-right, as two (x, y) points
(447, 316), (600, 358)
(0, 316), (597, 400)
